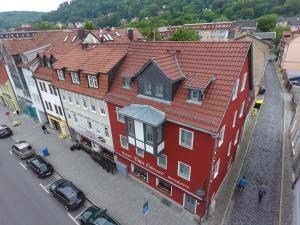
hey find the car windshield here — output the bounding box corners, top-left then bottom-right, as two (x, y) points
(20, 146), (31, 152)
(39, 164), (48, 173)
(93, 216), (118, 225)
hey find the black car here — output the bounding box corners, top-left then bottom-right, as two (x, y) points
(50, 179), (85, 211)
(26, 155), (53, 178)
(0, 124), (12, 138)
(79, 206), (120, 225)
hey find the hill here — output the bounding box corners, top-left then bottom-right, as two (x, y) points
(0, 11), (45, 30)
(41, 0), (300, 28)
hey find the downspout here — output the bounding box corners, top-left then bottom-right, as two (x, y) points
(33, 77), (49, 124)
(204, 133), (219, 219)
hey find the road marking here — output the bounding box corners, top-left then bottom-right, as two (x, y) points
(44, 180), (56, 188)
(19, 162), (27, 170)
(9, 150), (13, 155)
(67, 212), (80, 225)
(39, 183), (50, 194)
(74, 207), (87, 219)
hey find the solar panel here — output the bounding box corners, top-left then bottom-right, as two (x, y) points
(71, 36), (77, 42)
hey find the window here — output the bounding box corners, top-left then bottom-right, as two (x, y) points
(218, 125), (225, 147)
(54, 105), (59, 114)
(227, 141), (232, 156)
(75, 96), (80, 107)
(132, 164), (148, 181)
(42, 83), (47, 93)
(179, 128), (194, 149)
(136, 147), (144, 158)
(120, 135), (128, 150)
(48, 102), (53, 111)
(234, 129), (239, 145)
(58, 106), (63, 116)
(240, 101), (245, 118)
(156, 178), (172, 195)
(90, 99), (96, 112)
(45, 101), (49, 110)
(67, 113), (71, 119)
(232, 79), (239, 100)
(73, 114), (78, 122)
(87, 121), (92, 129)
(178, 162), (191, 181)
(62, 94), (66, 102)
(88, 75), (98, 88)
(39, 82), (44, 92)
(241, 73), (247, 92)
(116, 107), (125, 123)
(188, 89), (202, 103)
(157, 125), (163, 143)
(157, 154), (167, 169)
(127, 118), (135, 137)
(155, 84), (164, 98)
(49, 84), (53, 94)
(71, 72), (80, 84)
(233, 111), (237, 128)
(145, 125), (153, 145)
(68, 95), (73, 104)
(144, 81), (152, 95)
(123, 78), (131, 89)
(213, 159), (220, 178)
(82, 97), (87, 109)
(91, 104), (96, 112)
(57, 70), (65, 80)
(104, 127), (109, 138)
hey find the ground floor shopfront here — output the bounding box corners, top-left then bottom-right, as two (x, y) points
(0, 94), (19, 112)
(116, 153), (206, 217)
(47, 114), (69, 137)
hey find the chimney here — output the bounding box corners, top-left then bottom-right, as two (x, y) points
(128, 29), (134, 41)
(78, 29), (86, 40)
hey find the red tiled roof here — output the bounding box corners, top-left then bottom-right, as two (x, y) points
(105, 41), (251, 133)
(33, 66), (55, 82)
(0, 60), (9, 85)
(53, 44), (128, 74)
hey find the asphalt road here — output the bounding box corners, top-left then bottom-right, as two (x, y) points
(0, 137), (75, 225)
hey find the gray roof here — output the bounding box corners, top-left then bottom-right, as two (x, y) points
(252, 32), (276, 40)
(277, 17), (300, 26)
(118, 104), (165, 126)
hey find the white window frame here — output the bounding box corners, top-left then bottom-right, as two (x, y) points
(104, 127), (110, 138)
(116, 107), (125, 123)
(99, 104), (106, 116)
(90, 99), (97, 113)
(120, 135), (128, 150)
(213, 159), (220, 179)
(227, 141), (232, 156)
(82, 97), (88, 110)
(241, 73), (247, 92)
(73, 114), (78, 122)
(136, 147), (144, 158)
(177, 161), (191, 181)
(157, 154), (167, 169)
(233, 110), (237, 128)
(232, 79), (239, 101)
(234, 129), (240, 145)
(179, 128), (194, 150)
(68, 94), (73, 104)
(88, 75), (98, 88)
(71, 72), (80, 84)
(218, 125), (225, 147)
(123, 78), (131, 89)
(239, 101), (245, 118)
(87, 120), (92, 130)
(57, 70), (65, 80)
(190, 89), (200, 102)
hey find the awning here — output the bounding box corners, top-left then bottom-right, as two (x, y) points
(118, 104), (165, 127)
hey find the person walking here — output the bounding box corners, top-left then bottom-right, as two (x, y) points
(258, 187), (266, 203)
(42, 124), (49, 134)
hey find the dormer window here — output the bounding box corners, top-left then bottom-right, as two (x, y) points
(57, 70), (65, 80)
(87, 75), (98, 88)
(71, 72), (80, 84)
(123, 78), (131, 89)
(144, 81), (152, 95)
(188, 89), (203, 104)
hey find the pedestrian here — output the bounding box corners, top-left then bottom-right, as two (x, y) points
(237, 176), (248, 192)
(42, 124), (49, 134)
(258, 187), (266, 203)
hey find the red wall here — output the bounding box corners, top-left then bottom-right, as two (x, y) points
(208, 51), (254, 200)
(107, 102), (215, 216)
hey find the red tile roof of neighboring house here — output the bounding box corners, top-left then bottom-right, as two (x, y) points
(33, 66), (55, 82)
(53, 44), (128, 74)
(0, 60), (9, 85)
(105, 41), (251, 133)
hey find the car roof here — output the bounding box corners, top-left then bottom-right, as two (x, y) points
(14, 141), (30, 149)
(30, 157), (46, 167)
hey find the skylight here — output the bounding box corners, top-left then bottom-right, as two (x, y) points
(64, 35), (69, 42)
(115, 32), (121, 37)
(103, 34), (109, 41)
(71, 36), (77, 42)
(107, 34), (114, 41)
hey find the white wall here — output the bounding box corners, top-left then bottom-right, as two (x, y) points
(60, 89), (114, 150)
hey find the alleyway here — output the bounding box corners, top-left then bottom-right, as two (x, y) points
(227, 61), (284, 225)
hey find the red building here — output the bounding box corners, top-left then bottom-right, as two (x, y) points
(105, 41), (254, 218)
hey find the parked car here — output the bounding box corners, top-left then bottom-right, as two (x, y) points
(50, 179), (85, 211)
(0, 124), (12, 138)
(26, 155), (53, 178)
(11, 141), (35, 159)
(79, 206), (120, 225)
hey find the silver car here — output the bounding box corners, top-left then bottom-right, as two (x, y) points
(12, 141), (35, 159)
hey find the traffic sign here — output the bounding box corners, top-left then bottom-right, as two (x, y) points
(143, 201), (149, 217)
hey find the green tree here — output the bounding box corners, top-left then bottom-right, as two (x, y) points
(170, 28), (200, 41)
(257, 14), (278, 32)
(84, 21), (96, 30)
(32, 21), (54, 30)
(273, 25), (291, 46)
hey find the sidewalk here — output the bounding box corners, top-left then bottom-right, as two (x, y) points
(0, 105), (198, 225)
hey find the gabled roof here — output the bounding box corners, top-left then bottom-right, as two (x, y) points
(0, 60), (9, 85)
(233, 32), (272, 47)
(105, 41), (251, 133)
(33, 66), (55, 82)
(53, 44), (128, 74)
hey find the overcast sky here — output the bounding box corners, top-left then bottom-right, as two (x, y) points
(0, 0), (69, 12)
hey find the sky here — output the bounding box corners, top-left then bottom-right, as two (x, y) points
(0, 0), (69, 12)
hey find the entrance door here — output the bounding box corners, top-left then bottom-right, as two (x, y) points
(184, 194), (197, 213)
(53, 120), (61, 132)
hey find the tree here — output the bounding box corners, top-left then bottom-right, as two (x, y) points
(84, 21), (96, 30)
(257, 14), (278, 32)
(273, 25), (291, 46)
(32, 21), (54, 30)
(170, 28), (200, 41)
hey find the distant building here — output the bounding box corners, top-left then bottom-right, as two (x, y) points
(75, 21), (83, 29)
(277, 17), (300, 31)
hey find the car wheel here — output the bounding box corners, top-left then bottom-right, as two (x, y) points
(64, 205), (70, 211)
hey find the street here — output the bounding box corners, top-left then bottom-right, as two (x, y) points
(0, 137), (81, 225)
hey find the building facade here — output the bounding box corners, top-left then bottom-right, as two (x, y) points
(105, 41), (254, 217)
